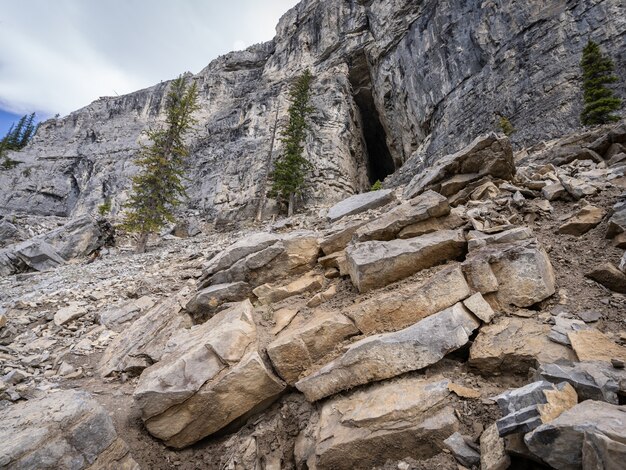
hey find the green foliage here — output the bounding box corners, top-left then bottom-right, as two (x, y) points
(122, 75), (199, 252)
(0, 112), (38, 170)
(370, 180), (383, 191)
(580, 40), (622, 125)
(98, 199), (112, 216)
(21, 167), (31, 177)
(270, 70), (314, 216)
(498, 116), (515, 136)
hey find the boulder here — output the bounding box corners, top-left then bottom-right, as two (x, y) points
(99, 287), (193, 377)
(466, 226), (534, 251)
(320, 220), (366, 255)
(548, 315), (590, 346)
(253, 272), (324, 305)
(558, 174), (598, 199)
(201, 232), (281, 277)
(463, 292), (496, 323)
(346, 229), (467, 293)
(267, 310), (359, 384)
(354, 190), (450, 242)
(536, 361), (626, 404)
(586, 262), (626, 294)
(525, 401), (626, 469)
(6, 239), (66, 272)
(541, 182), (568, 201)
(568, 329), (626, 363)
(0, 220), (21, 246)
(98, 296), (156, 332)
(480, 423), (510, 470)
(607, 206), (626, 238)
(463, 239), (555, 308)
(326, 189), (395, 223)
(185, 282), (250, 320)
(54, 301), (88, 326)
(495, 381), (577, 436)
(405, 133), (515, 199)
(558, 205), (606, 236)
(296, 303), (480, 402)
(469, 317), (576, 375)
(620, 251), (626, 273)
(312, 377), (458, 469)
(443, 432), (480, 467)
(133, 301), (285, 448)
(397, 211), (465, 239)
(345, 265), (471, 334)
(0, 389), (139, 469)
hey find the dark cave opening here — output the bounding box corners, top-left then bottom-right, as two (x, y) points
(348, 54), (395, 185)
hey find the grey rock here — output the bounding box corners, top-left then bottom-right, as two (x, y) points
(443, 432), (480, 467)
(404, 133), (515, 199)
(463, 292), (495, 323)
(319, 220), (367, 256)
(607, 207), (626, 239)
(0, 389), (139, 469)
(480, 423), (510, 470)
(353, 189), (449, 242)
(586, 262), (626, 294)
(295, 302), (480, 402)
(536, 361), (626, 404)
(576, 310), (602, 323)
(345, 229), (467, 293)
(467, 226), (533, 251)
(542, 182), (568, 201)
(185, 282), (250, 321)
(54, 301), (88, 326)
(0, 220), (20, 246)
(525, 401), (626, 469)
(326, 189), (395, 223)
(98, 296), (156, 332)
(548, 315), (590, 346)
(558, 174), (598, 200)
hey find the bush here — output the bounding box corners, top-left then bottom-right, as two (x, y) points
(580, 40), (622, 125)
(371, 180), (383, 191)
(498, 116), (515, 136)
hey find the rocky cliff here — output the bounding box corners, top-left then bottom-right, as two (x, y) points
(1, 0), (624, 224)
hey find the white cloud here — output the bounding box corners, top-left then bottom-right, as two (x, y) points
(0, 0), (299, 116)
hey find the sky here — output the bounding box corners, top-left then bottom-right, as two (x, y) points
(0, 0), (300, 135)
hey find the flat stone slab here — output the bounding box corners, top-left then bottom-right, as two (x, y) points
(326, 189), (395, 223)
(346, 229), (467, 293)
(296, 303), (480, 402)
(0, 389), (139, 469)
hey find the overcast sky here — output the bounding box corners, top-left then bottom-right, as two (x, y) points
(0, 0), (299, 129)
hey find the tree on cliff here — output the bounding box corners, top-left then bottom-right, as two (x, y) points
(580, 40), (622, 126)
(122, 76), (199, 253)
(269, 69), (314, 217)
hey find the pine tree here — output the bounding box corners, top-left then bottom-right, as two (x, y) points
(270, 70), (314, 216)
(580, 40), (622, 126)
(122, 75), (199, 253)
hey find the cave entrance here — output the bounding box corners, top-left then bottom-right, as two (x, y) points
(348, 54), (395, 185)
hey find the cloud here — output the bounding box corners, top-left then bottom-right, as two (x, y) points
(0, 0), (299, 116)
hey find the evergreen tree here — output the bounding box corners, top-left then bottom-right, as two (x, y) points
(270, 70), (314, 216)
(580, 40), (622, 125)
(122, 75), (199, 253)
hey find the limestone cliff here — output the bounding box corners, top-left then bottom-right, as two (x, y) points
(1, 0), (624, 222)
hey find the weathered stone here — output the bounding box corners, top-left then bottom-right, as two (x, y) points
(586, 262), (626, 293)
(480, 423), (510, 470)
(404, 133), (515, 199)
(0, 220), (20, 246)
(99, 287), (193, 377)
(134, 301), (286, 448)
(253, 272), (324, 305)
(607, 207), (626, 238)
(614, 232), (626, 248)
(326, 189), (395, 223)
(313, 377), (458, 469)
(346, 265), (471, 334)
(558, 205), (606, 236)
(541, 182), (568, 201)
(464, 239), (555, 308)
(267, 309), (359, 384)
(98, 296), (156, 332)
(320, 220), (366, 255)
(346, 229), (467, 293)
(495, 381), (577, 436)
(354, 190), (450, 242)
(469, 317), (575, 375)
(463, 292), (496, 323)
(525, 401), (626, 469)
(620, 251), (626, 273)
(548, 315), (590, 346)
(536, 361), (626, 404)
(305, 284), (337, 308)
(448, 382), (481, 399)
(185, 282), (250, 319)
(466, 226), (533, 251)
(397, 210), (465, 239)
(53, 301), (88, 326)
(296, 303), (480, 402)
(443, 432), (480, 467)
(558, 174), (598, 199)
(0, 389), (139, 469)
(202, 232), (281, 277)
(569, 329), (626, 363)
(0, 313), (6, 329)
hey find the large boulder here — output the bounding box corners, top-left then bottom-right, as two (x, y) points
(469, 317), (576, 375)
(133, 300), (286, 448)
(267, 310), (359, 384)
(558, 205), (605, 236)
(326, 189), (395, 223)
(253, 272), (324, 305)
(586, 262), (626, 294)
(353, 190), (450, 242)
(525, 401), (626, 469)
(345, 265), (472, 334)
(296, 303), (480, 402)
(307, 377), (458, 469)
(345, 229), (467, 293)
(0, 390), (139, 469)
(185, 282), (251, 321)
(98, 287), (193, 377)
(404, 133), (515, 199)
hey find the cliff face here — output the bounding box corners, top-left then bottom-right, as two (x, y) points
(1, 0), (624, 221)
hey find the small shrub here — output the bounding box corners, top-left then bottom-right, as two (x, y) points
(371, 180), (383, 191)
(498, 116), (515, 136)
(98, 199), (112, 216)
(22, 167), (31, 177)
